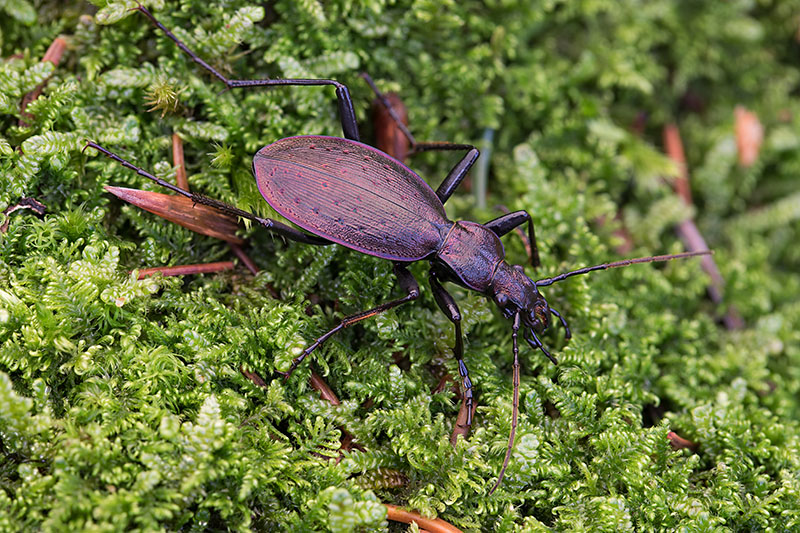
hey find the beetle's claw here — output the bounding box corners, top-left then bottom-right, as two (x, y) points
(277, 363), (298, 382)
(82, 139), (102, 154)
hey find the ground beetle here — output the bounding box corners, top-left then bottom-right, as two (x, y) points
(86, 5), (711, 493)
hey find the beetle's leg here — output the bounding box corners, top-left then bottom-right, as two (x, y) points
(361, 73), (480, 206)
(137, 5), (359, 141)
(281, 263), (420, 378)
(484, 210), (540, 268)
(85, 141), (331, 246)
(428, 271), (474, 428)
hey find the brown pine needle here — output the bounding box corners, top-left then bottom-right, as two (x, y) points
(105, 186), (245, 244)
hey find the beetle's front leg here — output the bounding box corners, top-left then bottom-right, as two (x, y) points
(280, 263), (419, 379)
(428, 271), (474, 429)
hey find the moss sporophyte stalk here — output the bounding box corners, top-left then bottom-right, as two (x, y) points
(2, 1), (800, 531)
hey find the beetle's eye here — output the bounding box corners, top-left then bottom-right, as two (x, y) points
(496, 293), (509, 307)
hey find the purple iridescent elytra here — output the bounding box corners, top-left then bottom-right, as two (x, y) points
(254, 135), (508, 291)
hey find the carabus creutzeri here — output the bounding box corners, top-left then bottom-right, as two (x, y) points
(86, 5), (711, 492)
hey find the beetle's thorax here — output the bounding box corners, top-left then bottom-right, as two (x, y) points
(435, 221), (505, 291)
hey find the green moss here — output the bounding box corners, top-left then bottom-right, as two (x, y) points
(2, 0), (800, 530)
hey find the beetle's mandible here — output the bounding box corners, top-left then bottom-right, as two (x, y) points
(86, 5), (711, 493)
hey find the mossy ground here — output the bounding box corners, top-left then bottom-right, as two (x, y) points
(1, 1), (800, 531)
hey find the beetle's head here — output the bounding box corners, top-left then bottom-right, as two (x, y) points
(491, 262), (567, 364)
(491, 262), (547, 326)
(493, 265), (549, 328)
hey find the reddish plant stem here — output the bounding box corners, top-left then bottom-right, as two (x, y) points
(172, 133), (189, 190)
(662, 124), (693, 205)
(309, 371), (341, 405)
(136, 261), (234, 279)
(307, 371), (363, 453)
(734, 106), (763, 168)
(667, 431), (698, 451)
(384, 505), (462, 533)
(240, 367), (268, 388)
(229, 242), (260, 276)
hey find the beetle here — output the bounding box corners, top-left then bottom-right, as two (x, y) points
(86, 5), (711, 493)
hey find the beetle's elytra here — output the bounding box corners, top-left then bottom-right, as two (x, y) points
(254, 135), (448, 261)
(86, 5), (711, 493)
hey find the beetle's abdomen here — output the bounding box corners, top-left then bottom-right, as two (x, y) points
(437, 221), (505, 291)
(254, 136), (450, 261)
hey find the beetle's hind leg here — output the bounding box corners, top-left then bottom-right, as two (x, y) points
(85, 142), (330, 246)
(280, 263), (420, 379)
(361, 73), (480, 206)
(136, 5), (360, 141)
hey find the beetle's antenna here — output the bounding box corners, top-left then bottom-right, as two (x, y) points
(535, 250), (712, 287)
(489, 311), (521, 495)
